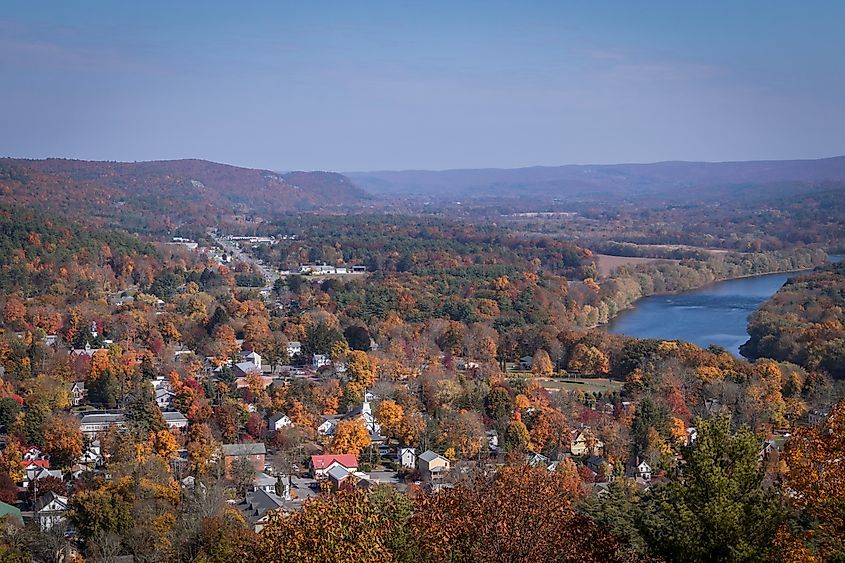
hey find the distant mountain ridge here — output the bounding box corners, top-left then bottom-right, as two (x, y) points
(0, 158), (368, 231)
(346, 156), (845, 201)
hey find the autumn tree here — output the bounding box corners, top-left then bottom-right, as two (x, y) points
(504, 417), (531, 453)
(42, 414), (83, 470)
(260, 488), (408, 562)
(778, 399), (845, 560)
(328, 419), (371, 457)
(530, 349), (554, 375)
(410, 464), (630, 562)
(375, 399), (405, 441)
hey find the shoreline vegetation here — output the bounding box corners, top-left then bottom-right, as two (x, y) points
(576, 247), (828, 328)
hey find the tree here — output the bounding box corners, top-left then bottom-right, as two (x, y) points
(530, 349), (553, 375)
(567, 344), (610, 375)
(42, 414), (83, 470)
(410, 464), (630, 562)
(68, 484), (134, 547)
(375, 400), (405, 441)
(88, 369), (120, 409)
(328, 419), (371, 457)
(231, 456), (256, 497)
(0, 398), (20, 432)
(187, 423), (217, 475)
(0, 472), (18, 505)
(260, 489), (406, 562)
(778, 399), (845, 560)
(124, 381), (166, 435)
(344, 326), (371, 352)
(638, 416), (784, 562)
(504, 418), (530, 453)
(346, 351), (376, 390)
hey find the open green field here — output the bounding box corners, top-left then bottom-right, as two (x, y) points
(505, 373), (624, 395)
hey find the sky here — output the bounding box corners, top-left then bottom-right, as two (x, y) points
(2, 1), (844, 171)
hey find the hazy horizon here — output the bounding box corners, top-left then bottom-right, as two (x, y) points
(3, 1), (845, 171)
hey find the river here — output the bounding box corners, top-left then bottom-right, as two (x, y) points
(606, 270), (809, 357)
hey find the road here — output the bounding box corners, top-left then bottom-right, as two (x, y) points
(208, 230), (279, 292)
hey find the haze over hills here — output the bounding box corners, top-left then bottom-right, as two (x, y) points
(0, 157), (368, 232)
(347, 155), (845, 202)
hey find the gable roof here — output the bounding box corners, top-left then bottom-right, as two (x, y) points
(33, 491), (68, 513)
(327, 465), (351, 481)
(418, 450), (448, 464)
(310, 454), (357, 470)
(222, 443), (266, 456)
(268, 413), (290, 425)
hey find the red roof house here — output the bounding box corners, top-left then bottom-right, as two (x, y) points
(310, 454), (358, 479)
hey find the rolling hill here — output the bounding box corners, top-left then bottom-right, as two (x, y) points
(347, 156), (845, 203)
(0, 158), (369, 232)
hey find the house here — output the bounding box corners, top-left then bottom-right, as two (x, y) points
(240, 351), (262, 369)
(268, 413), (292, 431)
(312, 354), (331, 369)
(586, 456), (609, 478)
(519, 356), (534, 370)
(23, 447), (46, 462)
(234, 361), (262, 378)
(32, 491), (68, 531)
(162, 411), (188, 430)
(486, 430), (499, 452)
(398, 447), (416, 469)
(310, 454), (358, 480)
(317, 416), (341, 437)
(686, 427), (698, 446)
(253, 472), (277, 494)
(417, 450), (450, 481)
(570, 429), (603, 457)
(68, 382), (86, 407)
(79, 412), (125, 437)
(525, 452), (550, 468)
(222, 443), (267, 477)
(155, 388), (176, 409)
(808, 409), (830, 426)
(287, 341), (302, 357)
(80, 441), (102, 466)
(627, 458), (652, 481)
(236, 489), (290, 532)
(23, 464), (62, 490)
(234, 375), (273, 390)
(327, 464), (353, 490)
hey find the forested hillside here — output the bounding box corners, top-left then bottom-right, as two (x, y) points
(742, 261), (845, 378)
(0, 158), (368, 233)
(0, 205), (160, 300)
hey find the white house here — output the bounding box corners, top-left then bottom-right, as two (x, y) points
(161, 410), (188, 430)
(635, 460), (652, 481)
(287, 341), (302, 357)
(79, 412), (125, 437)
(155, 387), (176, 409)
(68, 382), (86, 407)
(398, 447), (416, 469)
(312, 354), (331, 369)
(268, 413), (292, 431)
(33, 492), (68, 531)
(317, 416), (341, 437)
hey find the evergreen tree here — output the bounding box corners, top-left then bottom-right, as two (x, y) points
(638, 416), (784, 562)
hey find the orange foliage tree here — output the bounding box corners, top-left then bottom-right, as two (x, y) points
(328, 419), (371, 457)
(410, 464), (631, 562)
(779, 399), (845, 560)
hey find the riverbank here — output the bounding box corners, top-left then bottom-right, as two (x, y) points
(576, 247), (828, 328)
(603, 269), (820, 356)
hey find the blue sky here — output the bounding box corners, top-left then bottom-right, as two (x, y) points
(2, 1), (843, 171)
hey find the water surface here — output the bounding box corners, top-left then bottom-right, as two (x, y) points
(606, 271), (807, 356)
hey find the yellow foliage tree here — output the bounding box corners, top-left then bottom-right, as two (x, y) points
(328, 419), (371, 457)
